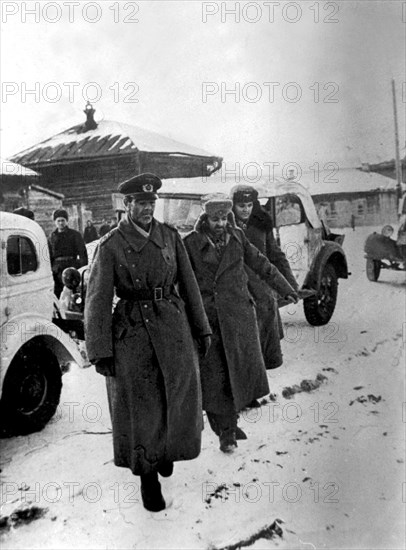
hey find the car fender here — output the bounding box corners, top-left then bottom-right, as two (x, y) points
(304, 242), (349, 289)
(364, 232), (400, 261)
(1, 312), (86, 398)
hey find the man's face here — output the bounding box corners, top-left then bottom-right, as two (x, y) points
(55, 217), (67, 231)
(234, 201), (253, 222)
(207, 213), (228, 236)
(126, 198), (156, 228)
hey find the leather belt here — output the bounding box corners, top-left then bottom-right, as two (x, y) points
(117, 286), (174, 302)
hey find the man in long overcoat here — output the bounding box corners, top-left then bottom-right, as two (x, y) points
(231, 185), (299, 373)
(84, 173), (211, 512)
(183, 194), (298, 453)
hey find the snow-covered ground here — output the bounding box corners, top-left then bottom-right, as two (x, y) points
(1, 226), (405, 550)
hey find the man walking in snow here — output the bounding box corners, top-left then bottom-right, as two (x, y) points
(84, 173), (211, 512)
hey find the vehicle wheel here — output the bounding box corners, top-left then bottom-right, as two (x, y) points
(0, 344), (62, 436)
(303, 263), (338, 326)
(366, 258), (381, 281)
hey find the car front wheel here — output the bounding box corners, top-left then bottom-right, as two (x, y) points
(0, 344), (62, 436)
(366, 258), (381, 281)
(303, 263), (338, 326)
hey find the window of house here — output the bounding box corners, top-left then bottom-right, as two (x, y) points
(7, 235), (38, 275)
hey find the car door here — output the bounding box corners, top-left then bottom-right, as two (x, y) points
(4, 229), (54, 326)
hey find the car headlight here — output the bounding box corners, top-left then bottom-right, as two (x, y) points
(62, 267), (81, 290)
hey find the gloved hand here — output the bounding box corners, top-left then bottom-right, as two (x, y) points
(95, 357), (115, 377)
(197, 335), (211, 358)
(286, 293), (299, 305)
(297, 288), (317, 300)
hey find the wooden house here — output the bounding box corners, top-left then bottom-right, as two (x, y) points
(299, 168), (400, 228)
(1, 160), (64, 235)
(9, 104), (223, 232)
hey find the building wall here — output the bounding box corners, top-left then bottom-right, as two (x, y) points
(0, 188), (63, 236)
(26, 188), (63, 236)
(28, 154), (140, 231)
(313, 191), (398, 228)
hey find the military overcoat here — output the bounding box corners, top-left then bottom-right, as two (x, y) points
(183, 214), (295, 414)
(243, 204), (299, 369)
(84, 215), (211, 475)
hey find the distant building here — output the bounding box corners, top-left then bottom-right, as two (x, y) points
(298, 168), (400, 228)
(1, 159), (64, 235)
(10, 103), (222, 231)
(363, 157), (406, 183)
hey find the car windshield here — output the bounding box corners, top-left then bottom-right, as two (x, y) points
(156, 197), (204, 233)
(275, 194), (303, 226)
(156, 193), (306, 232)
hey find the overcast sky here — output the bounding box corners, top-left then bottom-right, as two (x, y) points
(1, 0), (405, 175)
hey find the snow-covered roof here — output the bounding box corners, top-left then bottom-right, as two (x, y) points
(296, 168), (397, 196)
(1, 158), (39, 177)
(10, 120), (221, 165)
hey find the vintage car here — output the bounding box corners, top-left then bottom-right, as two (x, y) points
(364, 225), (406, 281)
(364, 194), (406, 281)
(63, 175), (349, 327)
(0, 212), (87, 435)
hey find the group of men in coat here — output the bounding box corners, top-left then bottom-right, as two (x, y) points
(84, 173), (299, 513)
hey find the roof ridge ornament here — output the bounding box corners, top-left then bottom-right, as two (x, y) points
(83, 102), (97, 131)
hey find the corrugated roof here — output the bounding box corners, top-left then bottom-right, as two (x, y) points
(10, 120), (220, 166)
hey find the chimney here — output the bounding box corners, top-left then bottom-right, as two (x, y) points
(83, 102), (97, 131)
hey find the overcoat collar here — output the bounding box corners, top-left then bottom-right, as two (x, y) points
(118, 214), (165, 252)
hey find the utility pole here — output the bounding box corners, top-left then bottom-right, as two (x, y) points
(391, 78), (402, 201)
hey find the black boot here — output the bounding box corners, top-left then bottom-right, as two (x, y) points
(219, 428), (237, 453)
(245, 399), (261, 408)
(158, 461), (174, 478)
(140, 472), (166, 512)
(235, 426), (247, 440)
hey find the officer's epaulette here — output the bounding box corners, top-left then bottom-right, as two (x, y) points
(98, 227), (118, 246)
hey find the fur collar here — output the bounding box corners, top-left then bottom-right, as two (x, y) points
(247, 201), (274, 232)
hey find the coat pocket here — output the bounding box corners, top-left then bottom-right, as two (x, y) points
(161, 245), (176, 267)
(114, 323), (139, 340)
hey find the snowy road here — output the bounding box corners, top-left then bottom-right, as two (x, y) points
(1, 226), (405, 550)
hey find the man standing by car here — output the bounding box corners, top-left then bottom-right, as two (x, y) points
(84, 173), (211, 513)
(48, 209), (88, 298)
(231, 184), (298, 375)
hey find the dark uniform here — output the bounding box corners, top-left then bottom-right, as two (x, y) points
(183, 194), (297, 451)
(83, 223), (98, 244)
(84, 173), (211, 511)
(48, 211), (87, 298)
(231, 185), (299, 370)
